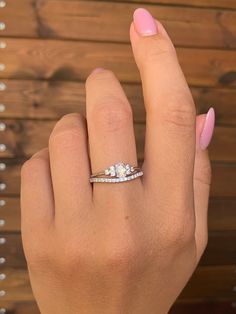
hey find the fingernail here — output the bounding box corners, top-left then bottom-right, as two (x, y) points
(91, 67), (104, 74)
(200, 107), (215, 150)
(133, 8), (157, 36)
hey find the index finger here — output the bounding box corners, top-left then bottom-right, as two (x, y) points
(130, 9), (196, 198)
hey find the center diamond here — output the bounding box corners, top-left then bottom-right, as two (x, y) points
(115, 163), (128, 178)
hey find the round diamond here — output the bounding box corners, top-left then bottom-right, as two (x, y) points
(115, 163), (127, 178)
(125, 164), (131, 174)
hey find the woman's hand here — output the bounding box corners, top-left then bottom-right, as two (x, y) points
(21, 8), (215, 314)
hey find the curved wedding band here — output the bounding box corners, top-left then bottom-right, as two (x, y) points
(90, 162), (143, 183)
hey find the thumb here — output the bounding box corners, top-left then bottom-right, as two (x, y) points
(194, 108), (215, 260)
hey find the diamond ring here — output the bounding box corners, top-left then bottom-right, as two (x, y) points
(90, 162), (143, 183)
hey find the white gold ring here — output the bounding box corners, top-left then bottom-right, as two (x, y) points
(90, 162), (143, 183)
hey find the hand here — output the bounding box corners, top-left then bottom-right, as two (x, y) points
(21, 8), (215, 314)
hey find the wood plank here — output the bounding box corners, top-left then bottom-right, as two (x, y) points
(0, 269), (33, 302)
(170, 301), (236, 313)
(109, 0), (236, 10)
(0, 230), (236, 268)
(1, 39), (236, 87)
(0, 120), (235, 162)
(1, 1), (236, 49)
(208, 198), (236, 231)
(1, 197), (235, 232)
(1, 79), (236, 126)
(0, 266), (236, 301)
(201, 231), (236, 266)
(181, 266), (236, 299)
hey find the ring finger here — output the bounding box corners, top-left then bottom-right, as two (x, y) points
(86, 68), (141, 200)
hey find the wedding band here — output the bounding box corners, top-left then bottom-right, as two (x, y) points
(90, 162), (143, 183)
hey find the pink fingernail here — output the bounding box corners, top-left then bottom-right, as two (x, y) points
(133, 8), (158, 36)
(200, 107), (215, 150)
(91, 67), (104, 74)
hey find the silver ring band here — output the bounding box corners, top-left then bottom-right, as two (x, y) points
(90, 171), (143, 183)
(90, 162), (143, 184)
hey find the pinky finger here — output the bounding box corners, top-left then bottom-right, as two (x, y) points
(21, 148), (54, 235)
(194, 109), (215, 261)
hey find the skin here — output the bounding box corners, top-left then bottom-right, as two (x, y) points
(21, 19), (211, 314)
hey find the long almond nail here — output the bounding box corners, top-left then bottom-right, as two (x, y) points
(133, 8), (157, 36)
(200, 107), (215, 150)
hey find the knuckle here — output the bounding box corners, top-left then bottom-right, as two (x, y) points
(162, 104), (196, 132)
(102, 243), (141, 274)
(53, 112), (84, 132)
(92, 98), (133, 133)
(21, 156), (47, 178)
(49, 113), (85, 146)
(24, 244), (51, 271)
(195, 160), (212, 186)
(86, 69), (116, 87)
(142, 36), (176, 65)
(165, 219), (195, 251)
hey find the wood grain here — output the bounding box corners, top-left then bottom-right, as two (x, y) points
(109, 0), (236, 10)
(1, 197), (236, 232)
(1, 79), (236, 126)
(1, 266), (236, 302)
(0, 120), (235, 162)
(1, 39), (236, 87)
(1, 1), (236, 49)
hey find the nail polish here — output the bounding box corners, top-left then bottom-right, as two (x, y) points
(200, 107), (215, 150)
(133, 8), (158, 36)
(91, 68), (104, 74)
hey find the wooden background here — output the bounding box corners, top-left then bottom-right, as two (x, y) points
(0, 0), (236, 313)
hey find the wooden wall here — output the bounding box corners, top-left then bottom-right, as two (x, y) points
(0, 0), (236, 312)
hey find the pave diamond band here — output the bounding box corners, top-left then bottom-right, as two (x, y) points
(90, 162), (143, 183)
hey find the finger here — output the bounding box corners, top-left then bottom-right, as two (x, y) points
(21, 148), (54, 234)
(49, 113), (92, 223)
(86, 69), (140, 197)
(130, 9), (196, 203)
(194, 108), (215, 260)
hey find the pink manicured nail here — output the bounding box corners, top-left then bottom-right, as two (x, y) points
(133, 8), (157, 36)
(200, 107), (215, 150)
(91, 67), (104, 74)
